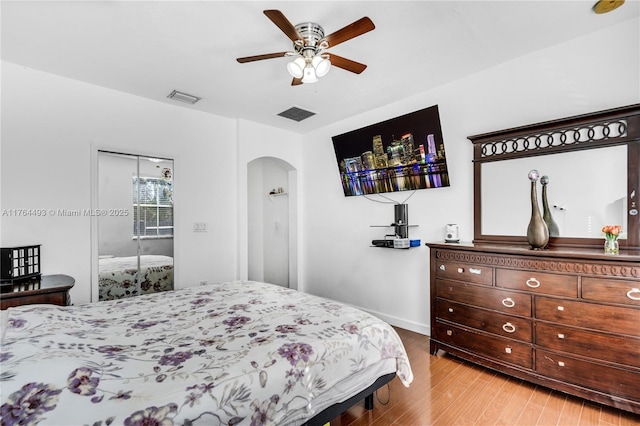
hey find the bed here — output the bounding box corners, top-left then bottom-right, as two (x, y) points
(98, 255), (174, 301)
(0, 280), (413, 425)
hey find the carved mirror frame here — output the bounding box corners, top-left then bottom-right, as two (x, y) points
(469, 104), (640, 250)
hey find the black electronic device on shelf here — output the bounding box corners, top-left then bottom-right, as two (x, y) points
(372, 239), (395, 248)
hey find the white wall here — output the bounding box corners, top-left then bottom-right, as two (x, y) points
(1, 62), (239, 304)
(301, 18), (640, 335)
(247, 160), (265, 282)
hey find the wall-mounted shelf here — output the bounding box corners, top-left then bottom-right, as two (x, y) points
(268, 192), (288, 202)
(370, 238), (421, 249)
(370, 204), (420, 248)
(370, 224), (419, 229)
(370, 204), (418, 238)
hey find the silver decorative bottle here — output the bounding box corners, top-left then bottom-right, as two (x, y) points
(541, 175), (559, 237)
(526, 170), (549, 249)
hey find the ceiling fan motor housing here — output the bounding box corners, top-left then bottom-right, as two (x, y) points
(294, 22), (328, 57)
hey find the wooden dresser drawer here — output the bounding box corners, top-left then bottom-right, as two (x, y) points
(437, 299), (532, 342)
(436, 279), (532, 317)
(1, 292), (66, 309)
(582, 277), (640, 307)
(535, 323), (640, 368)
(535, 296), (640, 337)
(496, 268), (577, 297)
(435, 322), (532, 369)
(435, 261), (493, 286)
(536, 350), (640, 402)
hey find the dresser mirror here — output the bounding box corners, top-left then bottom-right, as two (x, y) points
(469, 104), (640, 249)
(481, 145), (627, 239)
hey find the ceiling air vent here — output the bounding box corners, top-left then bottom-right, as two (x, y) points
(167, 90), (201, 104)
(278, 106), (316, 122)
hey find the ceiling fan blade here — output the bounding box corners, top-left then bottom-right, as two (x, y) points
(322, 17), (375, 48)
(291, 77), (303, 86)
(236, 52), (290, 63)
(328, 54), (367, 74)
(264, 10), (302, 42)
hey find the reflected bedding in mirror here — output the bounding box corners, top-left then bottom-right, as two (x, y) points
(98, 255), (174, 300)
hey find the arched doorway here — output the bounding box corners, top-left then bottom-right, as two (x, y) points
(247, 157), (297, 289)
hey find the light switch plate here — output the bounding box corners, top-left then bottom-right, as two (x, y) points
(193, 222), (207, 232)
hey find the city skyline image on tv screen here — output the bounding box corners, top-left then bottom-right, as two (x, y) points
(332, 105), (450, 197)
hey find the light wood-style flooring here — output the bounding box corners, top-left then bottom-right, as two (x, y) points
(331, 328), (640, 426)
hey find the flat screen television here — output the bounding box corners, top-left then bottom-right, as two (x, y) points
(332, 105), (450, 197)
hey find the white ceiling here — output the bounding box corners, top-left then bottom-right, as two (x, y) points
(2, 1), (638, 134)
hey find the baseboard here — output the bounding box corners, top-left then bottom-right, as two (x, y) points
(302, 291), (431, 336)
(357, 306), (430, 336)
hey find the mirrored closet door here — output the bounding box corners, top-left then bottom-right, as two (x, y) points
(97, 151), (174, 301)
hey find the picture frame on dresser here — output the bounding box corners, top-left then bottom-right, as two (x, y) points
(427, 104), (640, 415)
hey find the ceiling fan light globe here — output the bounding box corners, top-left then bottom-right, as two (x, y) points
(302, 65), (318, 84)
(287, 57), (305, 78)
(312, 56), (331, 77)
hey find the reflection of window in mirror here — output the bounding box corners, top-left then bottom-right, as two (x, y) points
(482, 145), (627, 239)
(132, 176), (174, 238)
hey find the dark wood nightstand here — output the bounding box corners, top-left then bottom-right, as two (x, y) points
(0, 274), (75, 309)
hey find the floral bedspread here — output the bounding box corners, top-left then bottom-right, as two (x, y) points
(1, 281), (413, 425)
(99, 255), (174, 300)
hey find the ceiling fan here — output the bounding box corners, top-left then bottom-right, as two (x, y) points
(236, 10), (375, 86)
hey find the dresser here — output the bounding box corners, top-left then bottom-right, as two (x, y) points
(427, 242), (640, 414)
(0, 274), (75, 309)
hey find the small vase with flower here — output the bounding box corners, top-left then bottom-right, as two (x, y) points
(602, 225), (621, 255)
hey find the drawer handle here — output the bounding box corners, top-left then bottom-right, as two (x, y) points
(439, 264), (446, 271)
(446, 330), (453, 336)
(557, 333), (565, 339)
(505, 347), (512, 354)
(526, 278), (541, 288)
(448, 308), (454, 313)
(627, 288), (640, 301)
(558, 361), (565, 367)
(457, 268), (464, 273)
(469, 268), (481, 275)
(557, 306), (564, 311)
(502, 297), (515, 308)
(502, 322), (516, 333)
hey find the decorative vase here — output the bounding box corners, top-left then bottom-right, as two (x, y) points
(540, 175), (559, 237)
(526, 170), (549, 249)
(604, 237), (619, 255)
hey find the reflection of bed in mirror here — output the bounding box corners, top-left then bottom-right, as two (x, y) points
(1, 281), (413, 425)
(98, 255), (174, 300)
